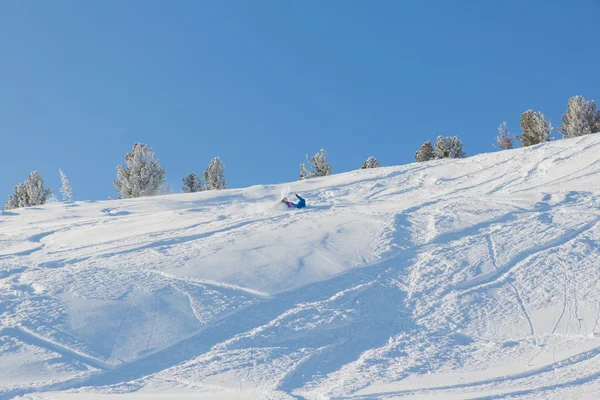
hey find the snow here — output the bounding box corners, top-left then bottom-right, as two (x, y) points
(2, 135), (600, 399)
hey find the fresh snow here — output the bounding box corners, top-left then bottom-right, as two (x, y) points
(2, 135), (600, 399)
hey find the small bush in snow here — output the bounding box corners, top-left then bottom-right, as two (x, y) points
(183, 172), (203, 193)
(204, 157), (226, 190)
(300, 149), (333, 180)
(361, 156), (381, 169)
(3, 171), (53, 210)
(558, 95), (600, 138)
(415, 141), (436, 162)
(434, 136), (466, 159)
(495, 121), (513, 150)
(516, 110), (552, 147)
(114, 143), (167, 199)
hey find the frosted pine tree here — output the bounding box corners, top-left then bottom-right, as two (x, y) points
(495, 121), (513, 150)
(451, 137), (467, 158)
(558, 95), (600, 138)
(435, 136), (466, 159)
(434, 136), (451, 158)
(203, 157), (226, 190)
(300, 149), (332, 180)
(23, 171), (52, 206)
(516, 110), (552, 147)
(114, 143), (167, 199)
(46, 194), (59, 203)
(415, 141), (435, 162)
(3, 171), (52, 210)
(5, 184), (26, 210)
(59, 169), (73, 202)
(183, 172), (203, 193)
(415, 141), (436, 162)
(361, 156), (381, 169)
(4, 194), (18, 210)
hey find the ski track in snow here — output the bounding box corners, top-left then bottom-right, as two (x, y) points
(2, 135), (600, 399)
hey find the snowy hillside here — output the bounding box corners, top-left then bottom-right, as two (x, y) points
(2, 135), (600, 400)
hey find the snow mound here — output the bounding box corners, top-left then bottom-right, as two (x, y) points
(2, 135), (600, 399)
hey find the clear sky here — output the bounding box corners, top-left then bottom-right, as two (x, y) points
(1, 0), (599, 201)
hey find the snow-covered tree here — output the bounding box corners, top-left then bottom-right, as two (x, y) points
(516, 110), (552, 147)
(59, 169), (73, 202)
(3, 171), (52, 210)
(4, 194), (19, 210)
(300, 149), (333, 180)
(203, 157), (226, 190)
(114, 143), (167, 199)
(182, 172), (203, 193)
(495, 121), (513, 150)
(25, 171), (52, 205)
(46, 194), (59, 203)
(435, 136), (466, 159)
(415, 141), (436, 162)
(558, 95), (600, 138)
(361, 156), (381, 169)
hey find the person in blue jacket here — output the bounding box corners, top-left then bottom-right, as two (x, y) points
(282, 193), (306, 209)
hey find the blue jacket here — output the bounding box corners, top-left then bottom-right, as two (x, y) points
(295, 194), (306, 208)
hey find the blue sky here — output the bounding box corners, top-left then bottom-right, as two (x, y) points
(1, 0), (599, 201)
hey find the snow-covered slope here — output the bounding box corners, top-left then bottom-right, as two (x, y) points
(2, 135), (600, 400)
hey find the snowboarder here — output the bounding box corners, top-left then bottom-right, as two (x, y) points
(282, 193), (306, 209)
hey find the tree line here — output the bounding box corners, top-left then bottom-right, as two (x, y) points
(415, 95), (600, 163)
(492, 95), (600, 150)
(3, 95), (599, 210)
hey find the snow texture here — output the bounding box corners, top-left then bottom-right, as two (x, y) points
(2, 135), (600, 399)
